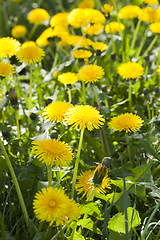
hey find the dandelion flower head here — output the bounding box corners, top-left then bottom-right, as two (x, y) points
(68, 35), (93, 48)
(140, 7), (160, 22)
(76, 169), (111, 198)
(36, 27), (54, 47)
(105, 22), (125, 33)
(16, 45), (45, 64)
(91, 41), (108, 52)
(21, 41), (36, 49)
(78, 0), (95, 8)
(50, 12), (69, 27)
(142, 0), (158, 5)
(0, 37), (21, 58)
(108, 113), (144, 133)
(58, 72), (78, 85)
(118, 5), (142, 19)
(27, 8), (50, 25)
(11, 25), (27, 39)
(101, 4), (113, 17)
(32, 138), (73, 167)
(72, 49), (92, 59)
(65, 105), (105, 131)
(82, 23), (104, 35)
(118, 62), (144, 79)
(33, 187), (80, 226)
(78, 64), (105, 83)
(43, 101), (72, 123)
(0, 62), (15, 77)
(150, 22), (160, 33)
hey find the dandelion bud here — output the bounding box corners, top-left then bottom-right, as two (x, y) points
(93, 163), (108, 186)
(30, 113), (38, 121)
(2, 130), (11, 140)
(111, 52), (116, 61)
(8, 88), (18, 109)
(45, 98), (52, 107)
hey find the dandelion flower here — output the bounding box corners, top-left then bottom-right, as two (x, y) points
(118, 62), (144, 79)
(58, 72), (78, 85)
(43, 101), (72, 123)
(32, 138), (73, 167)
(118, 5), (142, 19)
(140, 7), (160, 22)
(16, 45), (45, 64)
(101, 4), (113, 17)
(21, 41), (36, 49)
(0, 62), (15, 77)
(78, 64), (105, 83)
(0, 37), (21, 58)
(27, 8), (50, 25)
(105, 22), (125, 33)
(143, 0), (158, 5)
(50, 12), (69, 27)
(78, 0), (95, 8)
(108, 113), (144, 133)
(72, 49), (92, 59)
(65, 105), (105, 131)
(33, 187), (80, 226)
(150, 22), (160, 33)
(83, 23), (104, 35)
(76, 169), (111, 198)
(91, 41), (108, 52)
(68, 35), (93, 47)
(11, 25), (27, 38)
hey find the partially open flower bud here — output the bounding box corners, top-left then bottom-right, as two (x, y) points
(93, 163), (108, 186)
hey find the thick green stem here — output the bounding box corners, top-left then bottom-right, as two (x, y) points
(126, 133), (132, 169)
(82, 82), (86, 104)
(0, 138), (29, 226)
(128, 79), (132, 113)
(59, 225), (65, 240)
(71, 128), (84, 198)
(15, 109), (20, 139)
(143, 34), (158, 57)
(48, 166), (52, 187)
(0, 211), (6, 240)
(28, 24), (38, 40)
(131, 18), (142, 49)
(67, 86), (72, 103)
(92, 85), (100, 105)
(29, 65), (33, 110)
(108, 20), (116, 54)
(86, 186), (96, 202)
(136, 27), (149, 58)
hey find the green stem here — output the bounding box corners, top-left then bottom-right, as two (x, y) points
(86, 186), (96, 202)
(29, 65), (33, 110)
(143, 34), (158, 57)
(0, 138), (29, 226)
(48, 165), (52, 187)
(0, 211), (6, 240)
(67, 86), (72, 103)
(128, 79), (132, 113)
(43, 225), (53, 240)
(131, 18), (142, 49)
(136, 26), (149, 58)
(28, 24), (38, 40)
(147, 102), (151, 122)
(126, 132), (132, 169)
(92, 84), (100, 105)
(71, 128), (84, 199)
(82, 82), (86, 104)
(15, 109), (20, 139)
(59, 225), (64, 240)
(108, 20), (116, 54)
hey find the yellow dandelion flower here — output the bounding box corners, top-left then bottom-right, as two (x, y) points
(68, 35), (93, 47)
(65, 105), (105, 131)
(32, 138), (73, 167)
(78, 64), (105, 83)
(108, 113), (144, 133)
(78, 0), (95, 8)
(101, 4), (113, 17)
(150, 22), (160, 33)
(16, 45), (45, 64)
(118, 5), (142, 19)
(157, 65), (160, 76)
(105, 22), (125, 33)
(83, 23), (104, 35)
(27, 8), (50, 25)
(72, 49), (92, 59)
(91, 41), (108, 52)
(36, 27), (54, 47)
(0, 62), (15, 77)
(76, 169), (111, 198)
(43, 101), (72, 123)
(118, 62), (144, 79)
(143, 0), (158, 5)
(85, 8), (106, 24)
(11, 25), (27, 39)
(140, 7), (160, 22)
(22, 41), (36, 49)
(50, 12), (69, 27)
(33, 187), (80, 226)
(51, 25), (70, 39)
(0, 37), (21, 58)
(58, 72), (78, 85)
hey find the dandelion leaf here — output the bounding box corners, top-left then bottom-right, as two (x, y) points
(81, 202), (102, 219)
(77, 218), (102, 235)
(67, 231), (85, 240)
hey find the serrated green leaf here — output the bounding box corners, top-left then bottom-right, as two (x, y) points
(108, 207), (141, 234)
(77, 218), (102, 235)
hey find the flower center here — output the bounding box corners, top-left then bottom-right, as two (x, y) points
(49, 200), (56, 207)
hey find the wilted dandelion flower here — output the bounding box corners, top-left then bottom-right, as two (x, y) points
(140, 7), (160, 22)
(16, 45), (45, 64)
(78, 0), (95, 8)
(58, 72), (78, 85)
(101, 4), (113, 17)
(72, 49), (92, 59)
(27, 8), (50, 25)
(108, 113), (144, 133)
(105, 22), (125, 33)
(78, 64), (105, 83)
(0, 37), (21, 58)
(43, 101), (72, 123)
(150, 22), (160, 33)
(21, 41), (36, 49)
(76, 169), (111, 198)
(143, 0), (158, 5)
(65, 105), (105, 131)
(11, 25), (27, 39)
(118, 62), (144, 79)
(33, 187), (80, 226)
(50, 12), (69, 27)
(118, 5), (142, 19)
(91, 41), (108, 52)
(0, 62), (15, 77)
(32, 138), (73, 167)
